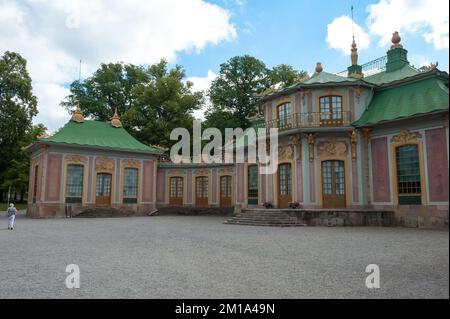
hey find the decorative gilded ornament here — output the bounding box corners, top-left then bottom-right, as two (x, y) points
(111, 108), (122, 128)
(71, 104), (84, 123)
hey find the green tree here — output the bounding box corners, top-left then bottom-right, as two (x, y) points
(0, 51), (38, 201)
(206, 56), (308, 132)
(269, 64), (309, 88)
(1, 124), (47, 202)
(62, 60), (203, 148)
(208, 55), (272, 129)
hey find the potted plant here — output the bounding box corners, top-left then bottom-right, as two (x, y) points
(262, 202), (274, 209)
(289, 202), (300, 209)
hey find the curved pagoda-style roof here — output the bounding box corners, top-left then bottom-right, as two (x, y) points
(30, 120), (163, 155)
(354, 77), (449, 127)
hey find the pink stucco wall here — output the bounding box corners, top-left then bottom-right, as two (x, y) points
(28, 159), (37, 203)
(37, 153), (44, 202)
(260, 170), (266, 205)
(236, 164), (245, 203)
(156, 170), (165, 202)
(211, 169), (217, 204)
(309, 161), (315, 203)
(87, 157), (93, 203)
(371, 137), (391, 202)
(349, 90), (355, 122)
(187, 170), (192, 204)
(115, 158), (120, 203)
(296, 159), (303, 203)
(142, 160), (154, 202)
(295, 93), (301, 114)
(307, 93), (313, 113)
(45, 154), (62, 201)
(352, 160), (359, 203)
(426, 128), (449, 202)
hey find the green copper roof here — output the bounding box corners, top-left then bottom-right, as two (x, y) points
(354, 78), (449, 126)
(364, 64), (420, 85)
(303, 71), (358, 84)
(40, 120), (163, 154)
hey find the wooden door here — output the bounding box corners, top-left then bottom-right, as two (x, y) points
(196, 176), (209, 207)
(322, 160), (346, 208)
(278, 163), (292, 208)
(220, 176), (232, 207)
(169, 177), (183, 206)
(96, 173), (112, 206)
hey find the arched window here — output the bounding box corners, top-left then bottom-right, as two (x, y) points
(319, 96), (343, 125)
(277, 102), (292, 128)
(123, 168), (138, 204)
(66, 164), (84, 203)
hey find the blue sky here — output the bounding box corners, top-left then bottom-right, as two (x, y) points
(179, 0), (448, 77)
(1, 0), (448, 131)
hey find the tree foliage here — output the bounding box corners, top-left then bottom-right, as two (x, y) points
(62, 60), (203, 148)
(0, 51), (39, 200)
(206, 55), (308, 131)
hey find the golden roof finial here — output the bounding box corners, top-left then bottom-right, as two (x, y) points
(391, 31), (403, 49)
(315, 62), (323, 73)
(351, 39), (358, 66)
(71, 103), (84, 123)
(111, 108), (122, 128)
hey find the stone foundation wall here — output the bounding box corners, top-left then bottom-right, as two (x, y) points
(27, 203), (157, 218)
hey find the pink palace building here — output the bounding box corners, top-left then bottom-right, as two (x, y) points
(26, 32), (449, 228)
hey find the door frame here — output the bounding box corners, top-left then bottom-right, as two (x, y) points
(95, 172), (113, 206)
(320, 160), (346, 208)
(219, 175), (232, 207)
(390, 139), (426, 207)
(195, 175), (209, 207)
(317, 157), (350, 208)
(276, 162), (293, 208)
(169, 176), (184, 206)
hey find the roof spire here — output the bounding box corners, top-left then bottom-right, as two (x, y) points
(350, 5), (358, 66)
(111, 108), (122, 128)
(351, 5), (355, 42)
(351, 39), (358, 66)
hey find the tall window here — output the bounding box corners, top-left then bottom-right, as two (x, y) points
(319, 96), (343, 125)
(123, 168), (138, 204)
(279, 163), (292, 196)
(170, 177), (183, 198)
(277, 103), (292, 128)
(33, 165), (39, 203)
(66, 164), (84, 203)
(220, 176), (232, 197)
(196, 176), (208, 198)
(396, 144), (422, 205)
(248, 165), (258, 205)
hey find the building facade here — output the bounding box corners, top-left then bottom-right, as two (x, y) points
(26, 32), (449, 227)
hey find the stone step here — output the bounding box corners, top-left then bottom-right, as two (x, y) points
(224, 220), (307, 227)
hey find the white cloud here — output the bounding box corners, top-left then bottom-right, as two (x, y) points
(326, 16), (371, 55)
(187, 70), (217, 120)
(0, 0), (236, 131)
(367, 0), (449, 49)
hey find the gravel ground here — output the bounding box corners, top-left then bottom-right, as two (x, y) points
(0, 213), (448, 299)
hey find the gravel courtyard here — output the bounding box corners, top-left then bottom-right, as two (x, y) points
(0, 213), (448, 299)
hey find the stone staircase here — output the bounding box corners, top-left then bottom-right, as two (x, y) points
(224, 208), (396, 227)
